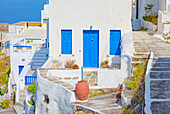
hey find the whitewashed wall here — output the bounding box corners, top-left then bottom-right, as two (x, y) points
(35, 73), (75, 114)
(49, 0), (134, 69)
(139, 0), (169, 18)
(41, 4), (49, 24)
(10, 46), (36, 84)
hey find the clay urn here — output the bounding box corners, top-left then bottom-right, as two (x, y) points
(75, 81), (89, 101)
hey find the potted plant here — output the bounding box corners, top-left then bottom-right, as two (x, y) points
(75, 80), (89, 101)
(73, 64), (79, 69)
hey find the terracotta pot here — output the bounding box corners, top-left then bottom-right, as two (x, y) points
(75, 81), (89, 101)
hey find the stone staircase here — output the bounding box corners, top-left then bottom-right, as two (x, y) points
(133, 31), (170, 113)
(14, 89), (26, 114)
(83, 71), (98, 86)
(73, 93), (122, 114)
(149, 58), (170, 113)
(29, 48), (48, 71)
(131, 52), (150, 75)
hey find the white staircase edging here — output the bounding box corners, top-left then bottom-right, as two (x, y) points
(144, 52), (154, 114)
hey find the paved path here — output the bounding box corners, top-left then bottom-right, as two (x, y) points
(72, 93), (122, 114)
(133, 31), (170, 114)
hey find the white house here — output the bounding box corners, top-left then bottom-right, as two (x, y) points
(133, 0), (170, 30)
(7, 21), (49, 114)
(35, 0), (134, 113)
(49, 0), (134, 69)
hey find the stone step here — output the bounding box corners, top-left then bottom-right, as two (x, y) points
(32, 65), (42, 70)
(132, 57), (147, 61)
(27, 70), (36, 76)
(152, 63), (170, 67)
(31, 59), (46, 63)
(13, 105), (23, 114)
(151, 67), (170, 71)
(150, 72), (170, 79)
(134, 52), (150, 55)
(16, 102), (24, 108)
(153, 58), (170, 62)
(100, 107), (122, 113)
(131, 61), (145, 65)
(151, 101), (170, 114)
(89, 93), (117, 100)
(30, 53), (47, 56)
(150, 80), (170, 99)
(32, 50), (48, 54)
(133, 55), (149, 58)
(32, 62), (44, 66)
(29, 56), (47, 60)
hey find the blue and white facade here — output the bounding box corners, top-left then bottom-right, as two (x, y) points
(49, 0), (134, 70)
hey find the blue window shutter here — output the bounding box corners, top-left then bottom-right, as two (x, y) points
(61, 30), (72, 54)
(110, 30), (121, 55)
(19, 65), (24, 76)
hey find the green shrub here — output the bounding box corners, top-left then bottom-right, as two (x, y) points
(104, 60), (109, 65)
(106, 65), (110, 68)
(134, 64), (145, 79)
(151, 17), (158, 25)
(132, 3), (135, 6)
(0, 89), (5, 96)
(1, 99), (9, 108)
(128, 81), (138, 92)
(165, 36), (170, 40)
(144, 4), (153, 16)
(143, 15), (158, 25)
(0, 61), (7, 67)
(155, 28), (158, 33)
(136, 27), (148, 31)
(0, 74), (9, 84)
(1, 66), (10, 72)
(28, 82), (36, 94)
(147, 15), (153, 21)
(28, 101), (35, 105)
(89, 90), (103, 98)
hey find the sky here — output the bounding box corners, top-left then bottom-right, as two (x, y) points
(0, 0), (47, 24)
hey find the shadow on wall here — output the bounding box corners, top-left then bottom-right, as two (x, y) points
(121, 55), (131, 77)
(27, 48), (49, 74)
(111, 56), (121, 69)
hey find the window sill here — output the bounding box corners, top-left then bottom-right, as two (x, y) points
(59, 54), (74, 57)
(107, 54), (121, 57)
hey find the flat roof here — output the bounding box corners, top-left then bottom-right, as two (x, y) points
(14, 28), (46, 38)
(12, 21), (41, 26)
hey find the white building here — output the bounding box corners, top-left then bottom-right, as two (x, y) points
(133, 0), (170, 31)
(35, 0), (134, 113)
(7, 21), (49, 114)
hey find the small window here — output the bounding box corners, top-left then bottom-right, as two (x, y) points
(61, 30), (72, 54)
(110, 30), (121, 55)
(43, 94), (49, 104)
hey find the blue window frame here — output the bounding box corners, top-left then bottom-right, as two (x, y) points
(110, 30), (121, 55)
(61, 30), (72, 54)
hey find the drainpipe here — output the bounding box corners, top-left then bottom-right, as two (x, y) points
(81, 67), (83, 80)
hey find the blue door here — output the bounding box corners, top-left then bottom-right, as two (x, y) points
(110, 30), (121, 55)
(19, 65), (24, 76)
(83, 30), (99, 68)
(61, 30), (72, 54)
